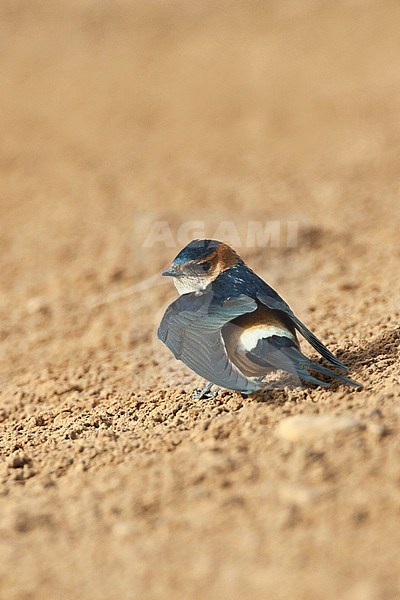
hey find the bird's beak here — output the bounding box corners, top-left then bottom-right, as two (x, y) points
(162, 267), (179, 277)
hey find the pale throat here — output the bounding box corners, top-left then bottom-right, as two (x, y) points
(173, 275), (210, 295)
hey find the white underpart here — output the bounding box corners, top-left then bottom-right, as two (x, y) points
(240, 325), (294, 351)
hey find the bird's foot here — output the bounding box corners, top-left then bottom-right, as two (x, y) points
(192, 383), (220, 400)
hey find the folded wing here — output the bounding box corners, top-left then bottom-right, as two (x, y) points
(158, 291), (260, 392)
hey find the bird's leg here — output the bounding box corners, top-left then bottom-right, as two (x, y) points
(192, 382), (220, 400)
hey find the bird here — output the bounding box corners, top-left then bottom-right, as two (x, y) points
(158, 239), (360, 398)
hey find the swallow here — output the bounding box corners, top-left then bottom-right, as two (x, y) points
(158, 239), (360, 398)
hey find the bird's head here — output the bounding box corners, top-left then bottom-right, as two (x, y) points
(162, 239), (242, 295)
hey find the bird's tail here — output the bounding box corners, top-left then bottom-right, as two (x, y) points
(296, 354), (361, 388)
(290, 315), (348, 372)
(247, 336), (361, 388)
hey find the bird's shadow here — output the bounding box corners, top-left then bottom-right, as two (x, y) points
(250, 373), (308, 405)
(336, 327), (399, 370)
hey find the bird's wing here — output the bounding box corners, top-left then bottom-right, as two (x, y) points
(246, 335), (361, 388)
(256, 289), (347, 372)
(158, 291), (260, 392)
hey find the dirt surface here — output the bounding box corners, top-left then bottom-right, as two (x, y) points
(1, 1), (400, 599)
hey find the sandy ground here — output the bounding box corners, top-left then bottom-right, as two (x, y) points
(0, 1), (400, 599)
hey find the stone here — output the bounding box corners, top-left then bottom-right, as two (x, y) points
(276, 414), (362, 443)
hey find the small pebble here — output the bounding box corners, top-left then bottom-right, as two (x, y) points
(276, 414), (362, 443)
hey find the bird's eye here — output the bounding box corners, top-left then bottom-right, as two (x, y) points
(201, 261), (211, 272)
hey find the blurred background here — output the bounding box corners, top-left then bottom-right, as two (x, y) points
(0, 1), (400, 599)
(1, 0), (399, 374)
